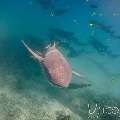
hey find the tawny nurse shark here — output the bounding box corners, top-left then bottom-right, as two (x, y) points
(21, 40), (89, 88)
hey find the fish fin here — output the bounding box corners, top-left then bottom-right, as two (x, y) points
(53, 42), (56, 47)
(72, 70), (92, 87)
(36, 51), (43, 56)
(72, 70), (84, 78)
(21, 40), (44, 62)
(46, 43), (51, 49)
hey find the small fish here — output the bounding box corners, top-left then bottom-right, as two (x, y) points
(21, 40), (88, 88)
(90, 4), (98, 9)
(89, 36), (110, 54)
(89, 20), (114, 34)
(49, 8), (68, 16)
(36, 0), (53, 9)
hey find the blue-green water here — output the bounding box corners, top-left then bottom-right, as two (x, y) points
(0, 0), (120, 120)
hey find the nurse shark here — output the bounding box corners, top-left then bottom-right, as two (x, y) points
(21, 40), (90, 89)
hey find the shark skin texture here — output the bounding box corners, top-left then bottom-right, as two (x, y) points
(22, 40), (83, 88)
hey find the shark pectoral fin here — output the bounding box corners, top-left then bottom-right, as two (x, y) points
(72, 70), (84, 78)
(36, 51), (43, 56)
(35, 51), (44, 62)
(21, 40), (44, 62)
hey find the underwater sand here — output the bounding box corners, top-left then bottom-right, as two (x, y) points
(0, 45), (120, 120)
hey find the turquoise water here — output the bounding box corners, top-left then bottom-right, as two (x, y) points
(0, 0), (120, 120)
